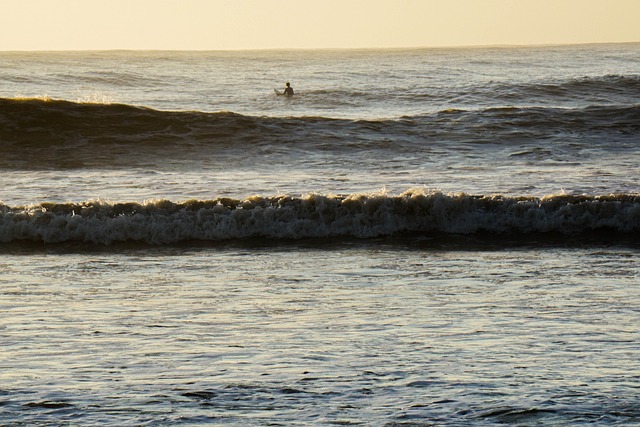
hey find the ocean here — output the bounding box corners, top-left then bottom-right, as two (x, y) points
(1, 44), (639, 426)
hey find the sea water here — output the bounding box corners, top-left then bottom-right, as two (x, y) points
(0, 44), (639, 425)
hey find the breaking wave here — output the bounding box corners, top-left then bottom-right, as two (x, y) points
(1, 190), (638, 245)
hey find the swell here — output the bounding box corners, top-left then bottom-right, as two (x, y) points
(1, 190), (638, 245)
(303, 74), (640, 109)
(0, 98), (280, 168)
(0, 97), (638, 168)
(488, 74), (640, 105)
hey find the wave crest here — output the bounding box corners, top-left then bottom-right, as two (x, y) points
(2, 97), (639, 143)
(1, 190), (638, 245)
(1, 97), (638, 168)
(491, 74), (640, 104)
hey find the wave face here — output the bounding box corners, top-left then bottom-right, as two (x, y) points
(486, 74), (640, 105)
(1, 97), (639, 168)
(1, 191), (638, 245)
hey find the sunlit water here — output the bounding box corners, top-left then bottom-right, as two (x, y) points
(1, 44), (639, 425)
(2, 241), (639, 426)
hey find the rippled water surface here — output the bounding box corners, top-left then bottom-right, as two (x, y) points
(2, 242), (639, 425)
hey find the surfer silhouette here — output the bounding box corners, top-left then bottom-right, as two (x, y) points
(283, 82), (294, 96)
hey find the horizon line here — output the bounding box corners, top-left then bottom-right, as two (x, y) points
(1, 41), (638, 53)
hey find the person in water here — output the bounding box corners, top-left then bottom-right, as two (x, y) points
(284, 82), (294, 96)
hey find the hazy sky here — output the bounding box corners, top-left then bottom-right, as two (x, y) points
(1, 0), (639, 50)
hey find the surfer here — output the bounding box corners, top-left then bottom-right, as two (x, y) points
(283, 82), (294, 96)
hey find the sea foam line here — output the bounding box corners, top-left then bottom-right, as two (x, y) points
(0, 190), (638, 245)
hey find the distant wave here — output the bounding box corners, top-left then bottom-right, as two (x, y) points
(1, 190), (638, 245)
(304, 75), (640, 105)
(489, 74), (640, 104)
(1, 97), (638, 169)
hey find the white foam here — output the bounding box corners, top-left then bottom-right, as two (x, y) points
(0, 190), (638, 245)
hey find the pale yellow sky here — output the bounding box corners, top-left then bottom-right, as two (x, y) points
(1, 0), (639, 50)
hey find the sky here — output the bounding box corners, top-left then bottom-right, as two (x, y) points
(1, 0), (639, 51)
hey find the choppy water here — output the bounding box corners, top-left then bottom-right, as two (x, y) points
(3, 241), (639, 426)
(1, 44), (639, 425)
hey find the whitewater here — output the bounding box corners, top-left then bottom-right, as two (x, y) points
(1, 44), (639, 426)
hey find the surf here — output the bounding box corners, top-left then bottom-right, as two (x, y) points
(1, 190), (638, 245)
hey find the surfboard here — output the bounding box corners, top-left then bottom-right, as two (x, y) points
(274, 89), (283, 95)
